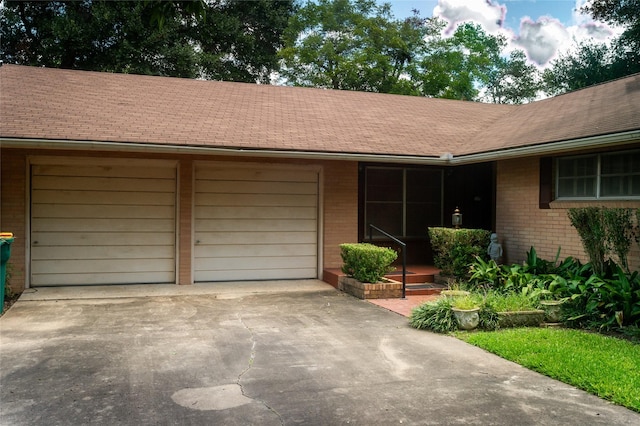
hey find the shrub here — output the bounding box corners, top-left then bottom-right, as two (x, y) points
(568, 207), (607, 276)
(409, 297), (457, 333)
(568, 207), (636, 275)
(339, 243), (397, 283)
(428, 228), (490, 279)
(602, 208), (634, 272)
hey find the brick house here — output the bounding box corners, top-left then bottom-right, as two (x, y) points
(1, 65), (639, 292)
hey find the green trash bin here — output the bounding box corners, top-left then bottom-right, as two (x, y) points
(1, 233), (15, 314)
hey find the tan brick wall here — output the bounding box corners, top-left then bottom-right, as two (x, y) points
(496, 157), (640, 271)
(1, 148), (27, 293)
(178, 159), (193, 285)
(1, 148), (360, 290)
(322, 161), (358, 269)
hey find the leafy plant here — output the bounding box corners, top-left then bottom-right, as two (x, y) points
(568, 207), (608, 276)
(468, 256), (500, 288)
(428, 228), (490, 279)
(602, 208), (634, 272)
(409, 297), (457, 333)
(483, 291), (539, 312)
(451, 294), (481, 310)
(339, 243), (397, 283)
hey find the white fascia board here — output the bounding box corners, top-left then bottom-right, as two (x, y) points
(0, 137), (447, 165)
(449, 130), (640, 164)
(2, 129), (639, 165)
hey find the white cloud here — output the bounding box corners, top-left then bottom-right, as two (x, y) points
(515, 17), (569, 65)
(433, 0), (506, 33)
(432, 0), (618, 68)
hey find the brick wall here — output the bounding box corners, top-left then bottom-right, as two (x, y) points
(1, 149), (27, 293)
(322, 161), (358, 268)
(496, 157), (640, 271)
(178, 159), (193, 285)
(0, 148), (360, 290)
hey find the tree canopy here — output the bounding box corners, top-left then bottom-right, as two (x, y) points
(0, 0), (296, 82)
(543, 0), (640, 95)
(279, 0), (539, 102)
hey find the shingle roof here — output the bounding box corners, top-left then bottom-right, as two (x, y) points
(1, 64), (639, 159)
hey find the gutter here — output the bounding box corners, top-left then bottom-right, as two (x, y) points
(2, 129), (639, 165)
(0, 137), (446, 165)
(449, 130), (640, 164)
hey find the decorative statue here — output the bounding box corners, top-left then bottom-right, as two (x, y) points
(487, 233), (503, 263)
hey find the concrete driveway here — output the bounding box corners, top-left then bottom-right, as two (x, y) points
(1, 280), (638, 425)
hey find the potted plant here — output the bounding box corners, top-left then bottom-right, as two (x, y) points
(539, 299), (565, 323)
(451, 295), (481, 330)
(485, 292), (545, 328)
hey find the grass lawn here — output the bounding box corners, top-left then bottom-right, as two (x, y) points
(456, 328), (640, 413)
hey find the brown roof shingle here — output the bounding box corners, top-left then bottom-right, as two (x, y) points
(1, 64), (639, 159)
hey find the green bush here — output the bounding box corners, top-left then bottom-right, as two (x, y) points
(428, 227), (490, 279)
(409, 297), (457, 333)
(340, 243), (397, 283)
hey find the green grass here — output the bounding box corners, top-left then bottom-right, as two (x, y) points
(456, 328), (640, 412)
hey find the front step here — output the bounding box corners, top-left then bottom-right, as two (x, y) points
(323, 265), (442, 296)
(405, 283), (446, 296)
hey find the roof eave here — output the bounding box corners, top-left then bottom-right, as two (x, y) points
(449, 130), (640, 165)
(0, 137), (447, 165)
(2, 129), (639, 166)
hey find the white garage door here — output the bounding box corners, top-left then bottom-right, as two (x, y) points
(194, 164), (319, 282)
(30, 159), (177, 286)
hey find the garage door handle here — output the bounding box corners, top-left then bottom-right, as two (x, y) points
(196, 240), (201, 244)
(33, 241), (38, 245)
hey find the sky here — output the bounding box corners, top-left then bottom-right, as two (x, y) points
(380, 0), (619, 67)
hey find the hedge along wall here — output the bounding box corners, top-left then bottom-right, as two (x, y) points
(495, 156), (640, 271)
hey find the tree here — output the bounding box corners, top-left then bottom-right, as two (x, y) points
(542, 0), (640, 95)
(0, 0), (295, 82)
(278, 0), (436, 94)
(541, 40), (639, 96)
(582, 0), (640, 56)
(484, 50), (541, 104)
(419, 23), (506, 101)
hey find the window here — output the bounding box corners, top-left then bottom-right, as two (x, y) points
(556, 150), (640, 199)
(364, 167), (443, 237)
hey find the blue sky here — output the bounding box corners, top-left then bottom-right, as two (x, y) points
(380, 0), (618, 66)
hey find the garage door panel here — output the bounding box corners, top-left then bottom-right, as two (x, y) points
(194, 164), (319, 282)
(196, 180), (317, 195)
(196, 268), (318, 282)
(195, 206), (316, 220)
(196, 231), (316, 245)
(31, 218), (175, 233)
(31, 161), (176, 286)
(31, 245), (175, 260)
(34, 164), (176, 179)
(195, 256), (316, 271)
(32, 204), (175, 219)
(32, 190), (176, 206)
(32, 176), (176, 192)
(32, 232), (175, 246)
(195, 219), (316, 233)
(32, 258), (174, 275)
(194, 244), (317, 258)
(196, 193), (317, 208)
(197, 168), (318, 183)
(32, 271), (175, 286)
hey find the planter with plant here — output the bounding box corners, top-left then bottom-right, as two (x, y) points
(338, 243), (399, 299)
(451, 295), (481, 330)
(484, 291), (544, 327)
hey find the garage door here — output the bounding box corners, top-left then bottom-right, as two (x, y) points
(194, 164), (319, 281)
(30, 159), (177, 286)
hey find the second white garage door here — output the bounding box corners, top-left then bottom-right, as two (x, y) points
(194, 164), (319, 282)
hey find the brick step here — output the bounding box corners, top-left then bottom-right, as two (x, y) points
(323, 266), (441, 293)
